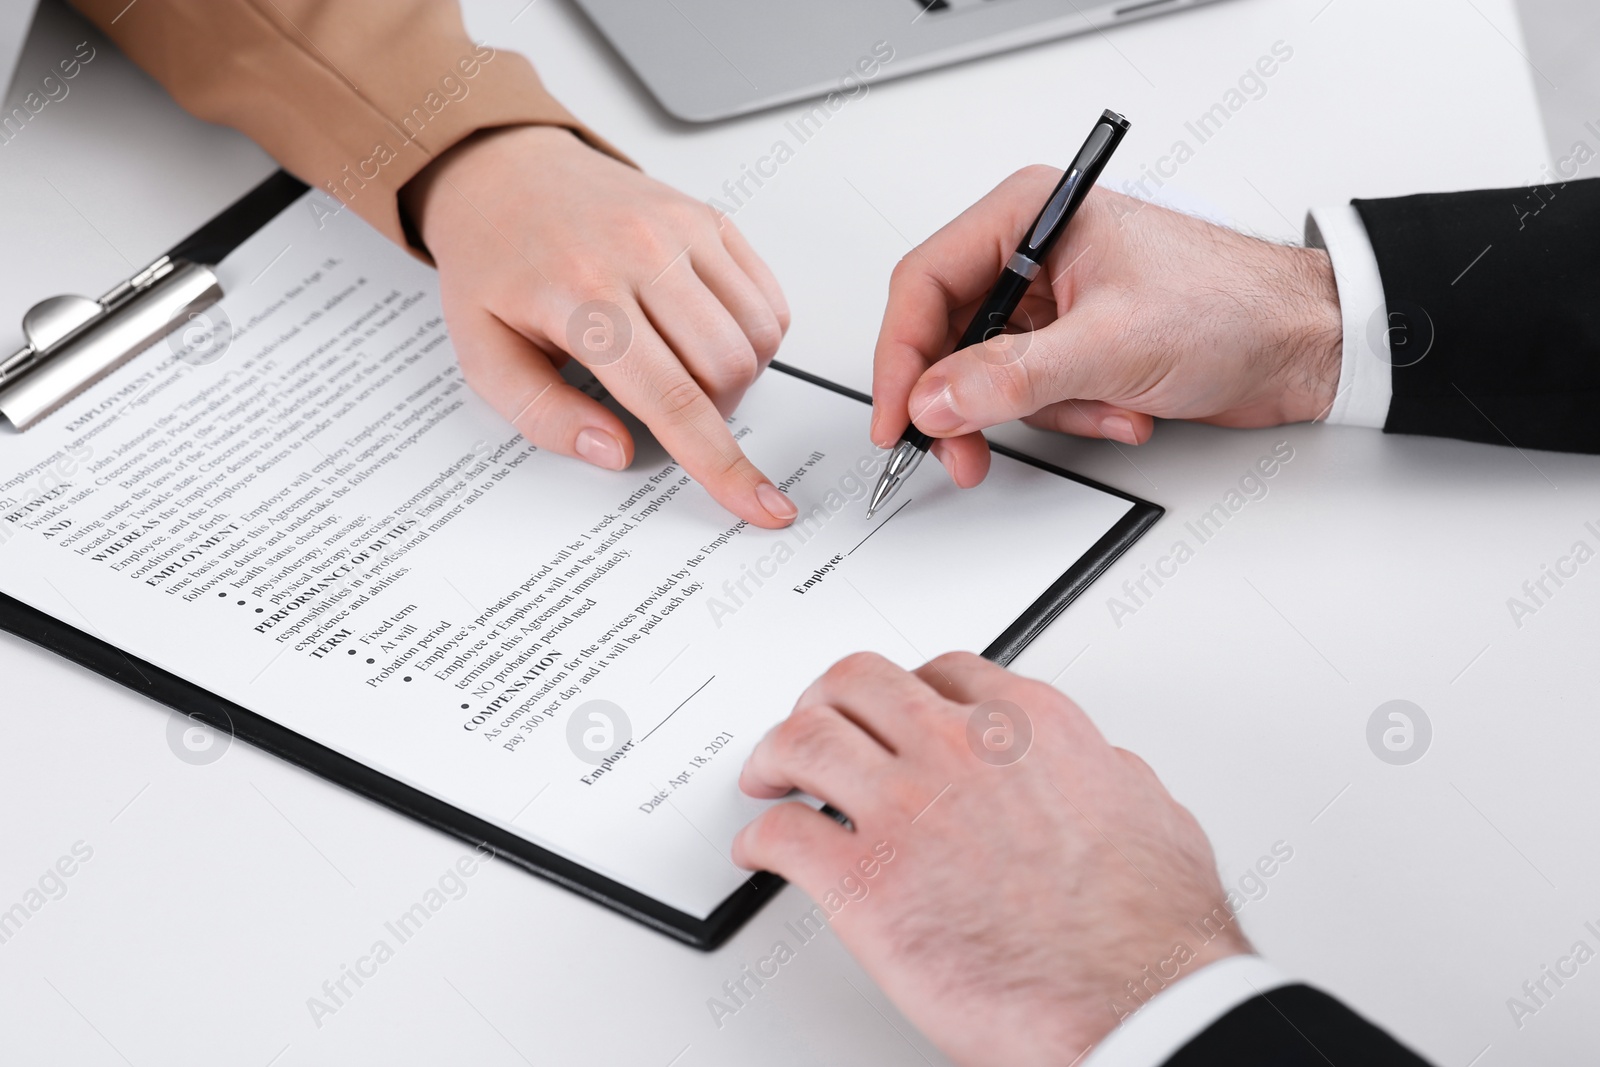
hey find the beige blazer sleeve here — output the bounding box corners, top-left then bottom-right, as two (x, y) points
(67, 0), (630, 250)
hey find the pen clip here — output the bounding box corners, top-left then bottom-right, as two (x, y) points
(1023, 110), (1131, 257)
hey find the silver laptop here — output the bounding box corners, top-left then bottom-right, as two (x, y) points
(573, 0), (1224, 122)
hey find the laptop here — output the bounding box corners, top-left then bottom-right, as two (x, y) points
(573, 0), (1226, 122)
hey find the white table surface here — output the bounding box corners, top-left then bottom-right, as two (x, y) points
(4, 0), (1597, 1064)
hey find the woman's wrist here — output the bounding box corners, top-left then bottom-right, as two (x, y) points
(399, 125), (583, 251)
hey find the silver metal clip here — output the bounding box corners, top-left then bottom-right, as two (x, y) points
(0, 255), (223, 432)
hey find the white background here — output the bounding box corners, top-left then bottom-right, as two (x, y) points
(1, 0), (1596, 1063)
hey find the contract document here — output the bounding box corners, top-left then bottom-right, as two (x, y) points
(0, 186), (1159, 945)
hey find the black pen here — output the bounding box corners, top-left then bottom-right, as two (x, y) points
(866, 109), (1131, 518)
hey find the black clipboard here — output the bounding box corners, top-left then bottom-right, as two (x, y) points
(0, 173), (1163, 950)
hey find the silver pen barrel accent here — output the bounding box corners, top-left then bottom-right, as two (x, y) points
(866, 439), (925, 518)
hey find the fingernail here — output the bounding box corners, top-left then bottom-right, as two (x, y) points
(868, 407), (894, 449)
(1101, 415), (1138, 445)
(574, 427), (626, 470)
(911, 383), (961, 433)
(756, 481), (798, 521)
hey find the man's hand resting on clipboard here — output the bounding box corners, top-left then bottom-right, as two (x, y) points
(733, 652), (1250, 1066)
(402, 126), (799, 529)
(871, 170), (1343, 487)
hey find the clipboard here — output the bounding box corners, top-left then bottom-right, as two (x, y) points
(0, 173), (1163, 949)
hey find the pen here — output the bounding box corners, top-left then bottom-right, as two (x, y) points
(866, 109), (1131, 518)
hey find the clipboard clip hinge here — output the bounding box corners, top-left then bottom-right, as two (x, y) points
(0, 255), (223, 432)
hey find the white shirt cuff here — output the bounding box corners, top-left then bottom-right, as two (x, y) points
(1081, 955), (1294, 1067)
(1305, 205), (1393, 428)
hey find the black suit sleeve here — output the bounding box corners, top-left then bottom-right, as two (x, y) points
(1352, 177), (1600, 454)
(1163, 984), (1432, 1066)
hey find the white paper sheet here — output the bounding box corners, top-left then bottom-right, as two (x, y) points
(0, 193), (1135, 919)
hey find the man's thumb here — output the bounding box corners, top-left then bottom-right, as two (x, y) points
(907, 328), (1070, 436)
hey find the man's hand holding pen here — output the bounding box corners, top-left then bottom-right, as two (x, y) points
(870, 176), (1345, 489)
